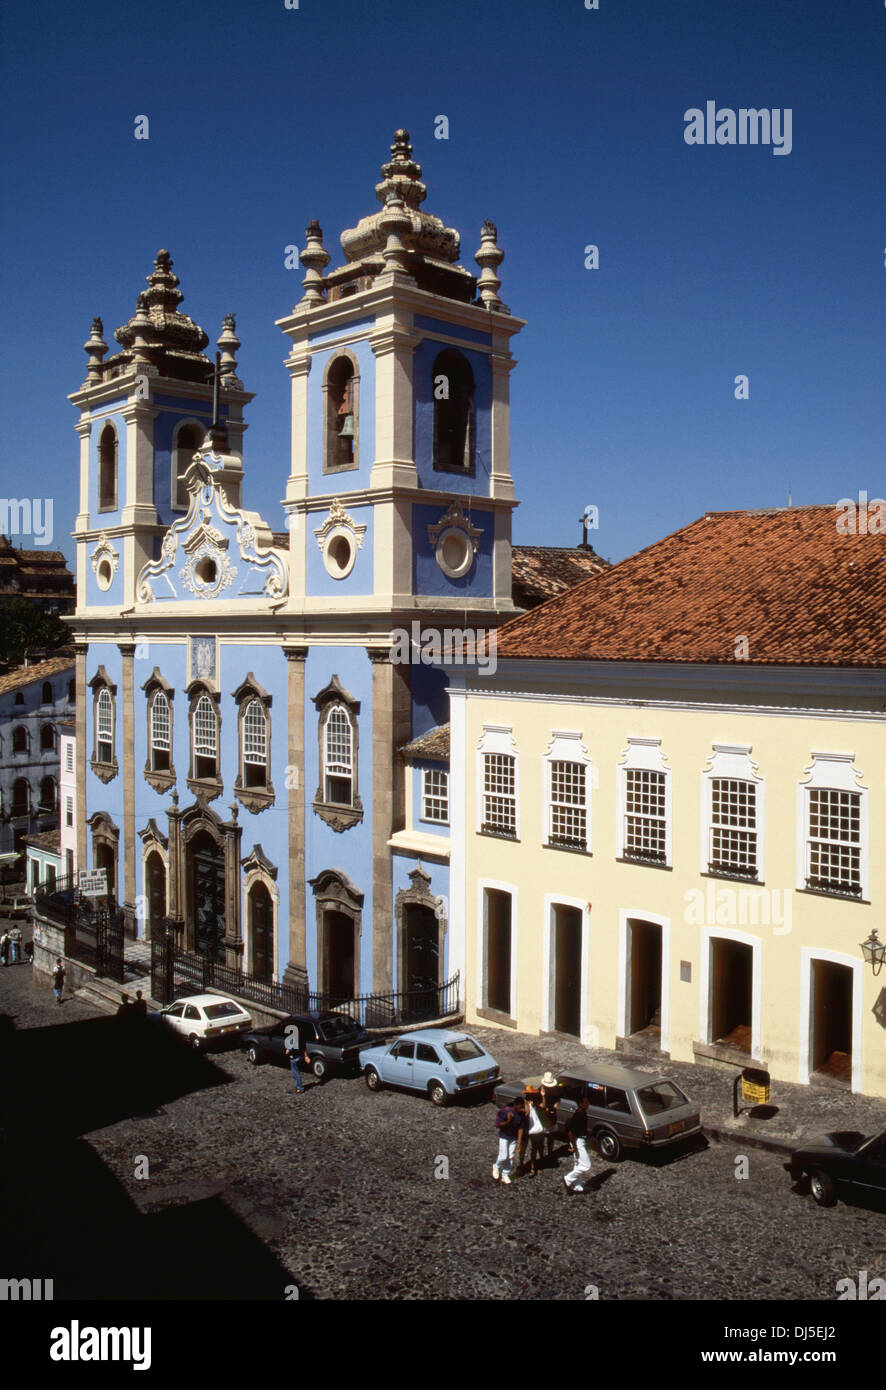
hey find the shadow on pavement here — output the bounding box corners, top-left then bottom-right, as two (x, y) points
(0, 1011), (300, 1299)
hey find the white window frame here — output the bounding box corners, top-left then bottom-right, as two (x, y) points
(543, 730), (593, 853)
(150, 690), (172, 770)
(798, 948), (863, 1092)
(796, 752), (869, 901)
(242, 698), (268, 771)
(96, 688), (114, 764)
(544, 894), (592, 1043)
(616, 737), (672, 867)
(324, 703), (354, 807)
(420, 766), (449, 825)
(700, 744), (765, 881)
(618, 908), (671, 1055)
(476, 725), (519, 839)
(698, 926), (763, 1060)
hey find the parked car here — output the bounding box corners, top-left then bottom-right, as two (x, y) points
(784, 1128), (886, 1207)
(150, 994), (253, 1050)
(492, 1063), (702, 1161)
(359, 1029), (500, 1106)
(242, 1011), (370, 1080)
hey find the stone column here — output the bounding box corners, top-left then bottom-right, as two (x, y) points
(118, 643), (136, 915)
(368, 648), (411, 993)
(223, 804), (243, 969)
(283, 647), (308, 991)
(167, 790), (183, 921)
(75, 643), (89, 875)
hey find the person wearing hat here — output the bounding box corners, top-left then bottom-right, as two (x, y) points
(523, 1086), (547, 1177)
(540, 1072), (560, 1161)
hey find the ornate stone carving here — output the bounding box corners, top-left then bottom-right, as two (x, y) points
(90, 533), (119, 591)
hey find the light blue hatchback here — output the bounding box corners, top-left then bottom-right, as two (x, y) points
(359, 1029), (500, 1106)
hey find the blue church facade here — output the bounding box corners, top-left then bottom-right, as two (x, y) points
(68, 131), (524, 1008)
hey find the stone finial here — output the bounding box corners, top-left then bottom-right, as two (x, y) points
(217, 313), (240, 380)
(475, 220), (506, 311)
(379, 192), (415, 280)
(130, 292), (153, 363)
(376, 128), (427, 210)
(83, 316), (108, 382)
(299, 220), (330, 306)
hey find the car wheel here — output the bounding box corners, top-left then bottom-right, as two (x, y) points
(596, 1128), (622, 1162)
(311, 1056), (328, 1081)
(428, 1080), (448, 1107)
(365, 1066), (382, 1092)
(246, 1044), (261, 1065)
(188, 1033), (202, 1051)
(809, 1169), (837, 1207)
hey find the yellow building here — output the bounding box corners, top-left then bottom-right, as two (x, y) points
(449, 505), (886, 1097)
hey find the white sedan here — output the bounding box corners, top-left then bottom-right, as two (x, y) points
(151, 994), (253, 1050)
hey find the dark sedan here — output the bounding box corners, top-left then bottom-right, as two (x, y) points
(785, 1128), (886, 1207)
(241, 1011), (370, 1081)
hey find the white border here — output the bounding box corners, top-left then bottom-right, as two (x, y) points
(544, 893), (593, 1044)
(476, 877), (518, 1017)
(698, 925), (763, 1060)
(618, 908), (671, 1053)
(799, 947), (863, 1093)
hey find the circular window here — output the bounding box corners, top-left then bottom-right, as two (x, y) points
(195, 556), (218, 585)
(435, 527), (474, 580)
(324, 529), (356, 580)
(96, 559), (114, 591)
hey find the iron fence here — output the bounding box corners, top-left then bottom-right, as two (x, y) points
(151, 927), (459, 1029)
(32, 873), (125, 983)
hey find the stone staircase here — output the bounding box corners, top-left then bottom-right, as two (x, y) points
(74, 937), (158, 1013)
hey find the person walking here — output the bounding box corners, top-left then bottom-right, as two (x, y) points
(492, 1095), (526, 1185)
(563, 1094), (593, 1194)
(523, 1086), (547, 1177)
(284, 1024), (310, 1094)
(52, 957), (66, 1004)
(9, 925), (22, 963)
(0, 931), (10, 967)
(540, 1072), (560, 1162)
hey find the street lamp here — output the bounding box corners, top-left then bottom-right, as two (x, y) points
(860, 928), (885, 976)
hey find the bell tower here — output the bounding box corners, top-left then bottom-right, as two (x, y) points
(276, 129), (525, 628)
(69, 251), (253, 614)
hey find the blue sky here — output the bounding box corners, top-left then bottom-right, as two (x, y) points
(1, 0), (883, 565)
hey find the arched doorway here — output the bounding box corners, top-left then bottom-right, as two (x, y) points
(322, 909), (356, 1002)
(249, 881), (273, 981)
(189, 829), (226, 962)
(145, 851), (167, 940)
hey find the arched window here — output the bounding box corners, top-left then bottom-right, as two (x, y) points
(41, 681), (53, 704)
(323, 353), (359, 473)
(325, 706), (353, 805)
(98, 423), (118, 511)
(14, 691), (24, 705)
(40, 724), (55, 752)
(96, 689), (113, 763)
(193, 695), (218, 779)
(173, 423), (201, 510)
(243, 700), (267, 784)
(433, 349), (474, 472)
(88, 667), (118, 783)
(12, 725), (28, 753)
(39, 776), (56, 811)
(11, 778), (29, 816)
(312, 676), (362, 831)
(150, 691), (171, 771)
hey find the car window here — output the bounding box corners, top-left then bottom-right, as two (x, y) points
(585, 1082), (607, 1108)
(166, 1003), (185, 1018)
(636, 1082), (689, 1117)
(443, 1038), (483, 1062)
(605, 1087), (631, 1113)
(318, 1019), (353, 1041)
(416, 1043), (440, 1064)
(862, 1134), (886, 1162)
(391, 1041), (415, 1059)
(559, 1082), (584, 1104)
(184, 1004), (201, 1020)
(204, 1002), (245, 1020)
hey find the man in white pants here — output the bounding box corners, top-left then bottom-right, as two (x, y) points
(564, 1094), (593, 1193)
(493, 1096), (527, 1185)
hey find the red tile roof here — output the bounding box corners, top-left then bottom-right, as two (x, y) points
(495, 507), (886, 667)
(511, 544), (609, 609)
(0, 654), (75, 696)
